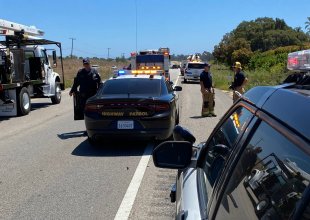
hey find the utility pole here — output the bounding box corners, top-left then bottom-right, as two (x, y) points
(69, 37), (76, 59)
(135, 0), (138, 52)
(107, 48), (111, 59)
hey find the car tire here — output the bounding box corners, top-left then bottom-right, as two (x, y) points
(51, 82), (61, 104)
(17, 87), (31, 116)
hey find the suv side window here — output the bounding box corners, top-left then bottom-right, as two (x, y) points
(165, 81), (174, 93)
(215, 121), (310, 220)
(198, 107), (253, 203)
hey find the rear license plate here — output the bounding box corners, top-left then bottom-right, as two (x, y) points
(117, 120), (134, 129)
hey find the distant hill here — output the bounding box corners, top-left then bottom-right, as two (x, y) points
(213, 17), (310, 68)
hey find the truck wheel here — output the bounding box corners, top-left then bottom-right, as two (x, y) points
(51, 82), (61, 104)
(17, 87), (31, 116)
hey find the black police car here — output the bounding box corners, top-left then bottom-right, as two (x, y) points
(153, 72), (310, 219)
(84, 74), (182, 144)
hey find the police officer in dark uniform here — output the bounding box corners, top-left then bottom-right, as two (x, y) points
(200, 63), (216, 117)
(69, 58), (101, 120)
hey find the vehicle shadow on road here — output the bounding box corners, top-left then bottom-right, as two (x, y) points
(181, 81), (200, 85)
(0, 116), (10, 121)
(71, 139), (148, 157)
(31, 102), (51, 111)
(57, 131), (86, 140)
(190, 116), (206, 119)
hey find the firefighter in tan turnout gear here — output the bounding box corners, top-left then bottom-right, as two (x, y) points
(200, 63), (216, 117)
(231, 61), (248, 103)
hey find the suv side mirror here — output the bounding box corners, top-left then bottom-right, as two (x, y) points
(52, 50), (57, 67)
(174, 86), (182, 91)
(173, 125), (196, 144)
(153, 141), (192, 169)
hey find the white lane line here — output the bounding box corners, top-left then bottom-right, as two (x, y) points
(114, 142), (153, 220)
(175, 73), (180, 86)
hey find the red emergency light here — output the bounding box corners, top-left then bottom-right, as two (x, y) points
(0, 29), (7, 35)
(288, 57), (298, 66)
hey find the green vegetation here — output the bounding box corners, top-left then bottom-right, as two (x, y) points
(211, 63), (290, 91)
(211, 17), (310, 91)
(213, 17), (310, 68)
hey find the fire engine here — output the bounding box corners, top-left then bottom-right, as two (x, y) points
(130, 47), (171, 80)
(0, 19), (65, 116)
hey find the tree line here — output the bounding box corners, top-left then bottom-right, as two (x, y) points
(213, 17), (310, 69)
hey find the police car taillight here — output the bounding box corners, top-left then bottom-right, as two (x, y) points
(287, 49), (310, 71)
(85, 104), (103, 112)
(155, 103), (170, 112)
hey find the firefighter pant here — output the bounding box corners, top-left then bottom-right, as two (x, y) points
(233, 86), (245, 103)
(201, 92), (215, 115)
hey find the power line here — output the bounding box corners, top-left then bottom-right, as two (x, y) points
(69, 37), (76, 58)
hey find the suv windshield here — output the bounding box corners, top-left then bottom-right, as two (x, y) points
(188, 63), (205, 69)
(99, 78), (161, 96)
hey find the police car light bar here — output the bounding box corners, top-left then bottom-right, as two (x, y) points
(287, 49), (310, 71)
(0, 19), (44, 36)
(114, 69), (163, 77)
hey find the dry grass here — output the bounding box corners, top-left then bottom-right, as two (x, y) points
(54, 58), (129, 88)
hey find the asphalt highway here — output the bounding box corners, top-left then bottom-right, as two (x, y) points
(0, 69), (232, 220)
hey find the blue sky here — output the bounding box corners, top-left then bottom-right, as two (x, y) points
(0, 0), (309, 58)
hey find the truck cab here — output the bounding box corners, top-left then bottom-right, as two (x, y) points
(0, 19), (65, 116)
(130, 47), (171, 81)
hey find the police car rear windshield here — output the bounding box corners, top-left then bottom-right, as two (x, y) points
(188, 63), (205, 69)
(99, 78), (161, 96)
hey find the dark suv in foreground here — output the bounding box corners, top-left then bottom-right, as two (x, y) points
(153, 73), (310, 219)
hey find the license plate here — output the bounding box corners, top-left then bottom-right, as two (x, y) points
(117, 120), (134, 129)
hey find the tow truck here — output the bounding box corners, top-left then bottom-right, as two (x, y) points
(129, 47), (171, 80)
(183, 53), (205, 83)
(0, 19), (65, 116)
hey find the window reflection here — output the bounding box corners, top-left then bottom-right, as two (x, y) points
(216, 122), (310, 220)
(200, 107), (253, 202)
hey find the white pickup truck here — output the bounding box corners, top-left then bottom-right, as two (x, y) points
(0, 19), (65, 116)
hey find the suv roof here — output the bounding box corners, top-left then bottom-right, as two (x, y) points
(187, 61), (204, 65)
(244, 78), (310, 141)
